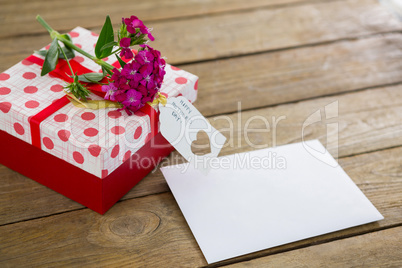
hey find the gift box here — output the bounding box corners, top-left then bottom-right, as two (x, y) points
(0, 27), (198, 214)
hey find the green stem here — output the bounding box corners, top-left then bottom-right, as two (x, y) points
(36, 15), (115, 71)
(110, 47), (122, 55)
(57, 36), (115, 71)
(36, 15), (53, 34)
(57, 43), (74, 76)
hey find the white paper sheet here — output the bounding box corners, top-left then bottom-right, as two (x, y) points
(160, 140), (383, 264)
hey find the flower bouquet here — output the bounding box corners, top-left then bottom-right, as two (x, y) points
(36, 14), (166, 114)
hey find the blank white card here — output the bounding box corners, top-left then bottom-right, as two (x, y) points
(160, 140), (383, 264)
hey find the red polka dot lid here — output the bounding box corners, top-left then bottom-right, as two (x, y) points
(0, 27), (199, 178)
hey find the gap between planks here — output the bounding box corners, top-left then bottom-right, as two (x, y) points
(1, 143), (401, 266)
(1, 130), (401, 229)
(0, 0), (340, 40)
(1, 0), (401, 72)
(218, 225), (402, 268)
(1, 84), (401, 225)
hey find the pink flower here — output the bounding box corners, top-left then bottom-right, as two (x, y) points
(102, 45), (165, 114)
(103, 82), (118, 101)
(119, 37), (134, 59)
(123, 16), (154, 41)
(122, 89), (142, 109)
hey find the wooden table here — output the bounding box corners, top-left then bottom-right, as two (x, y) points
(1, 0), (401, 267)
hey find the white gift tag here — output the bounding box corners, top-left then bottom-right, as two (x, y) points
(159, 96), (226, 163)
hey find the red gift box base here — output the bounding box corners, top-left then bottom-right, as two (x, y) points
(0, 130), (174, 214)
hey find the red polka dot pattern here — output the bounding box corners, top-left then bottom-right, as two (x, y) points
(81, 112), (96, 121)
(111, 144), (120, 158)
(0, 73), (10, 80)
(43, 137), (54, 150)
(0, 102), (12, 113)
(69, 31), (79, 37)
(58, 129), (71, 142)
(84, 128), (98, 137)
(108, 110), (122, 119)
(23, 72), (36, 79)
(175, 77), (187, 84)
(24, 86), (38, 94)
(134, 127), (142, 139)
(74, 56), (85, 63)
(73, 152), (84, 164)
(123, 150), (131, 162)
(50, 84), (63, 92)
(111, 126), (125, 135)
(21, 59), (34, 66)
(54, 114), (68, 122)
(74, 44), (82, 48)
(88, 144), (101, 157)
(0, 27), (199, 179)
(0, 87), (11, 95)
(25, 100), (40, 109)
(14, 123), (24, 135)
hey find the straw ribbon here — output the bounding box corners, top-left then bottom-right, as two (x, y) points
(148, 92), (167, 107)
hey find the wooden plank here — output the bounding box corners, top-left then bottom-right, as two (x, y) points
(0, 0), (308, 39)
(5, 33), (402, 224)
(0, 146), (401, 267)
(2, 33), (402, 118)
(1, 85), (401, 225)
(226, 227), (402, 268)
(186, 34), (402, 116)
(1, 0), (401, 71)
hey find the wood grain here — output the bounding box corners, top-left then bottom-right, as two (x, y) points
(1, 0), (400, 266)
(0, 0), (308, 39)
(1, 85), (401, 225)
(0, 0), (401, 72)
(226, 227), (402, 268)
(186, 34), (402, 116)
(2, 33), (402, 118)
(0, 146), (401, 267)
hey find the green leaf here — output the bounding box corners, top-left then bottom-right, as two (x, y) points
(95, 15), (114, 59)
(59, 34), (75, 56)
(35, 50), (48, 57)
(36, 47), (75, 59)
(100, 41), (117, 52)
(60, 33), (73, 42)
(60, 47), (75, 59)
(41, 38), (59, 76)
(102, 66), (113, 76)
(77, 72), (105, 83)
(115, 54), (126, 68)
